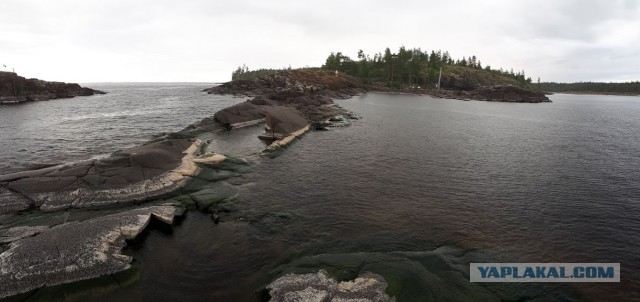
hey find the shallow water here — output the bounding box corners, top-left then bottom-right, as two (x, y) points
(3, 89), (640, 301)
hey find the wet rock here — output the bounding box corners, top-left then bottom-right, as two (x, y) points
(265, 107), (308, 135)
(0, 205), (182, 298)
(213, 102), (266, 126)
(0, 187), (32, 214)
(267, 270), (393, 302)
(204, 70), (363, 125)
(189, 181), (239, 211)
(0, 139), (204, 214)
(0, 225), (49, 244)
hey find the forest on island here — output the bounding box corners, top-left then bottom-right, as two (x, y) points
(231, 47), (533, 89)
(230, 47), (639, 94)
(321, 47), (532, 88)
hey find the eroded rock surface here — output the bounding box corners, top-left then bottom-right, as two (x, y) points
(204, 70), (364, 125)
(0, 225), (49, 244)
(0, 205), (182, 298)
(0, 139), (202, 214)
(267, 270), (394, 302)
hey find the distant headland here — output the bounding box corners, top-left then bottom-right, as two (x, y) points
(0, 71), (105, 104)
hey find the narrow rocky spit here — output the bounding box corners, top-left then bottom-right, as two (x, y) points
(0, 70), (365, 299)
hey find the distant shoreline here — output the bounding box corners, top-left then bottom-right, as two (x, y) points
(551, 91), (640, 97)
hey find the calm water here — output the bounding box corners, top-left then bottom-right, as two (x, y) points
(2, 88), (640, 301)
(0, 83), (242, 174)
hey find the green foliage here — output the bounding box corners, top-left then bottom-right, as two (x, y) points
(231, 65), (284, 81)
(539, 81), (640, 94)
(321, 47), (533, 88)
(443, 65), (524, 88)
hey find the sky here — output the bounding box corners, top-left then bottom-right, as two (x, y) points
(1, 0), (639, 83)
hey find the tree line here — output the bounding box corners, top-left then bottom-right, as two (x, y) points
(538, 81), (640, 94)
(231, 64), (292, 81)
(322, 47), (532, 88)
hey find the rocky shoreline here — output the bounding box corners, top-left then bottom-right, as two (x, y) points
(367, 83), (550, 103)
(0, 69), (552, 300)
(0, 70), (364, 299)
(0, 71), (105, 104)
(429, 84), (551, 103)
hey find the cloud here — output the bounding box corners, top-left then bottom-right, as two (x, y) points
(0, 0), (638, 82)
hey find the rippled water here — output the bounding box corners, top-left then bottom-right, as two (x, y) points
(2, 88), (639, 301)
(98, 92), (640, 301)
(0, 83), (241, 174)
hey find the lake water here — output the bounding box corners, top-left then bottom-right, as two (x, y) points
(1, 87), (639, 301)
(0, 83), (241, 174)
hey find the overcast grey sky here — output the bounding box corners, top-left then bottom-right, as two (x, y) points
(1, 0), (639, 83)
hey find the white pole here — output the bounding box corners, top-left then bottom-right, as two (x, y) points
(437, 67), (442, 90)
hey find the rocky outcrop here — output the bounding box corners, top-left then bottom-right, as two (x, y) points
(473, 85), (550, 102)
(0, 138), (205, 214)
(267, 270), (394, 302)
(432, 85), (550, 103)
(263, 107), (309, 137)
(194, 70), (364, 151)
(0, 71), (105, 104)
(204, 70), (364, 124)
(0, 205), (183, 298)
(0, 134), (245, 298)
(0, 69), (364, 299)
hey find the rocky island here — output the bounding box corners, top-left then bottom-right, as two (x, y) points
(0, 71), (105, 104)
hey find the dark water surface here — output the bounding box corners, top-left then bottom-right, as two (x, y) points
(0, 83), (242, 174)
(2, 88), (640, 301)
(100, 93), (640, 301)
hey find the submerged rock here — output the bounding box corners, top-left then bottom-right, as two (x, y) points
(0, 205), (182, 298)
(267, 270), (393, 302)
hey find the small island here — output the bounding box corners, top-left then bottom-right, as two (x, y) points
(231, 47), (550, 103)
(0, 71), (105, 104)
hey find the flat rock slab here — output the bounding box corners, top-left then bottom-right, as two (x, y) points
(0, 187), (32, 214)
(264, 106), (308, 135)
(0, 139), (201, 214)
(0, 225), (49, 244)
(267, 270), (393, 302)
(0, 205), (181, 298)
